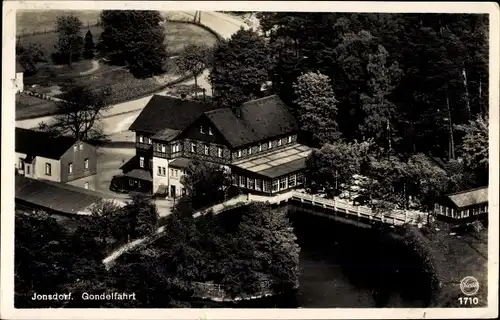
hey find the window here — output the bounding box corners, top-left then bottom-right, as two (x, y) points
(239, 176), (246, 188)
(139, 157), (145, 168)
(208, 127), (213, 135)
(255, 178), (262, 191)
(84, 182), (89, 189)
(200, 126), (205, 134)
(232, 174), (238, 185)
(73, 145), (78, 152)
(191, 143), (197, 153)
(280, 176), (287, 189)
(148, 138), (152, 144)
(296, 172), (304, 185)
(158, 166), (162, 175)
(248, 147), (252, 155)
(204, 144), (209, 155)
(258, 144), (262, 152)
(182, 188), (186, 195)
(19, 158), (23, 169)
(139, 135), (143, 143)
(79, 143), (84, 150)
(45, 163), (51, 176)
(68, 163), (73, 174)
(171, 169), (175, 177)
(218, 147), (223, 158)
(26, 166), (30, 175)
(149, 159), (153, 169)
(268, 141), (272, 149)
(263, 180), (270, 192)
(288, 174), (296, 187)
(172, 143), (180, 153)
(161, 144), (166, 153)
(238, 150), (242, 158)
(129, 179), (134, 186)
(288, 136), (292, 143)
(272, 179), (279, 192)
(248, 178), (255, 189)
(278, 139), (282, 147)
(84, 158), (89, 170)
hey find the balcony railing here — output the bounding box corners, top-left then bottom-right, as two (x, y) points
(136, 142), (152, 150)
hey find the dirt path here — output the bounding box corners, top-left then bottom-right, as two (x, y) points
(79, 59), (100, 75)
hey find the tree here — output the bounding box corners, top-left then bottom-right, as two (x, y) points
(406, 154), (448, 211)
(124, 193), (159, 238)
(209, 28), (270, 108)
(359, 45), (403, 149)
(292, 71), (340, 146)
(83, 29), (95, 59)
(54, 15), (84, 67)
(52, 85), (109, 140)
(305, 140), (371, 195)
(15, 211), (105, 308)
(457, 114), (489, 171)
(16, 42), (46, 76)
(176, 43), (212, 98)
(181, 160), (231, 210)
(234, 203), (300, 294)
(99, 10), (168, 77)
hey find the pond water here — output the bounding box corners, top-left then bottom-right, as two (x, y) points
(212, 210), (429, 308)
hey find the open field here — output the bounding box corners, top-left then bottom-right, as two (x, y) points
(17, 14), (218, 116)
(16, 10), (101, 35)
(18, 22), (218, 58)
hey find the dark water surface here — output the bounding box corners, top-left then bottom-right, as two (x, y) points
(216, 209), (428, 308)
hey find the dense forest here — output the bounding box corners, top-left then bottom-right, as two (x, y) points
(210, 13), (488, 162)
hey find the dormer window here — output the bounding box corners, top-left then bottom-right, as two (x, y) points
(208, 127), (213, 135)
(200, 126), (205, 134)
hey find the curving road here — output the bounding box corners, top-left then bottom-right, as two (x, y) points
(16, 12), (249, 137)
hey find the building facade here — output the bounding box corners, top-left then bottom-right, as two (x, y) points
(122, 95), (311, 198)
(434, 187), (488, 222)
(15, 128), (97, 186)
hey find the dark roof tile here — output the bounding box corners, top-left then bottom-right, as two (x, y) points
(129, 95), (220, 134)
(205, 95), (298, 148)
(15, 127), (78, 160)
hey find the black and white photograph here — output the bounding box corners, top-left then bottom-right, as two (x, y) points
(1, 1), (498, 319)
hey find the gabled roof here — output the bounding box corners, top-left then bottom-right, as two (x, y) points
(205, 95), (298, 148)
(128, 95), (220, 134)
(445, 187), (488, 208)
(15, 127), (78, 160)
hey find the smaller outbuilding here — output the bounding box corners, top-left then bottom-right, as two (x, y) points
(434, 186), (488, 222)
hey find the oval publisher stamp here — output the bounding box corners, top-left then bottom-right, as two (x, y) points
(460, 276), (480, 296)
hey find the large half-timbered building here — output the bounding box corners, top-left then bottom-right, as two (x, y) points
(120, 94), (311, 198)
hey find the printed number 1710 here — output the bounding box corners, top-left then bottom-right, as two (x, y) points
(458, 297), (479, 305)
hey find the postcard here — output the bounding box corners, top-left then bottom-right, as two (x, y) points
(1, 1), (498, 319)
